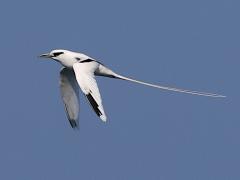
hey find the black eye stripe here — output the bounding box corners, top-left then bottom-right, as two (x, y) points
(53, 52), (64, 57)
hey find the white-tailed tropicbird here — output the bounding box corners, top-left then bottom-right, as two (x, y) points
(39, 49), (225, 128)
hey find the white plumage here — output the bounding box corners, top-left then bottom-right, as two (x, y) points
(73, 62), (107, 122)
(40, 49), (225, 129)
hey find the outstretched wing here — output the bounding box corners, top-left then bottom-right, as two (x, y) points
(60, 68), (80, 128)
(73, 61), (107, 122)
(95, 64), (225, 98)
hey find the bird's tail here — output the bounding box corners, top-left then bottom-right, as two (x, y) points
(114, 74), (225, 98)
(95, 64), (226, 98)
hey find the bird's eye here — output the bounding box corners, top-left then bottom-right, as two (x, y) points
(53, 52), (64, 57)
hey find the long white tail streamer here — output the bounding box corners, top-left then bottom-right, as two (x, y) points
(95, 64), (226, 98)
(115, 74), (225, 98)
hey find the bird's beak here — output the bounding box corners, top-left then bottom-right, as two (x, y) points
(39, 53), (53, 58)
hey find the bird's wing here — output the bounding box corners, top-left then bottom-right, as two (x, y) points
(95, 64), (225, 98)
(73, 61), (107, 121)
(60, 68), (80, 128)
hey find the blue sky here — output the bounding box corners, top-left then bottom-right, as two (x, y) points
(0, 0), (239, 179)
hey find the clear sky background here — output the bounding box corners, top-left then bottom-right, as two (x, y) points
(0, 0), (239, 179)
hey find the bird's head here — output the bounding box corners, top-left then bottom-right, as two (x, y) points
(39, 49), (81, 68)
(39, 49), (70, 61)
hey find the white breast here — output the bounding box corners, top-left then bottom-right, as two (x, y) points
(59, 58), (78, 68)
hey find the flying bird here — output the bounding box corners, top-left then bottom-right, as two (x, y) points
(39, 49), (225, 128)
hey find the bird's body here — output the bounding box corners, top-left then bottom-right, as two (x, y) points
(40, 49), (225, 129)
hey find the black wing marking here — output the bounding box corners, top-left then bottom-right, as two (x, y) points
(86, 93), (102, 117)
(80, 59), (95, 63)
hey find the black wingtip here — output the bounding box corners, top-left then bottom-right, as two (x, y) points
(69, 119), (78, 129)
(86, 93), (102, 117)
